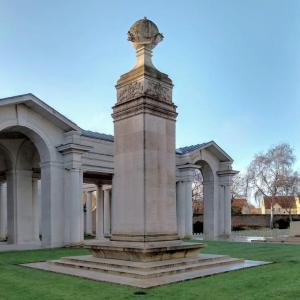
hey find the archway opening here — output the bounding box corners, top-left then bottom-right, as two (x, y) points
(193, 160), (215, 239)
(0, 126), (49, 245)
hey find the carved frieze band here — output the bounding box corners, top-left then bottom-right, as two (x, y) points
(112, 97), (177, 122)
(117, 79), (172, 104)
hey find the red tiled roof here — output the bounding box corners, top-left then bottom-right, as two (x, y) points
(232, 198), (248, 209)
(263, 196), (297, 209)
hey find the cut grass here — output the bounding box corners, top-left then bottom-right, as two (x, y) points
(0, 241), (300, 300)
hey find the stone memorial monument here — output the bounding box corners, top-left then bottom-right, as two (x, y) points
(85, 16), (204, 262)
(25, 18), (268, 288)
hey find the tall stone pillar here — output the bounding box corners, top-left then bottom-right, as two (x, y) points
(176, 181), (185, 239)
(111, 20), (178, 243)
(177, 165), (199, 239)
(85, 192), (93, 235)
(32, 178), (41, 242)
(217, 166), (238, 238)
(103, 187), (111, 238)
(96, 185), (104, 239)
(40, 162), (65, 247)
(203, 178), (218, 240)
(6, 170), (39, 244)
(57, 132), (91, 246)
(85, 17), (203, 263)
(0, 182), (7, 240)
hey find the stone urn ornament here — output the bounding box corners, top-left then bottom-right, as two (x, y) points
(127, 17), (163, 69)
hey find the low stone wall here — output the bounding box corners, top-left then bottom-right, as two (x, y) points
(193, 214), (300, 233)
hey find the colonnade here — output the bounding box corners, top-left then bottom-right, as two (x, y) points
(0, 181), (113, 244)
(83, 185), (112, 239)
(1, 169), (233, 244)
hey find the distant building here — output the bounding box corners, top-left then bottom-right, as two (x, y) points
(232, 198), (249, 214)
(250, 207), (262, 214)
(231, 198), (261, 215)
(261, 196), (300, 215)
(193, 198), (262, 215)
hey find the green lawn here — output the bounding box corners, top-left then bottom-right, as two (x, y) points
(0, 241), (299, 300)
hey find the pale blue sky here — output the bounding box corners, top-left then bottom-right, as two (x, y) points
(0, 0), (300, 172)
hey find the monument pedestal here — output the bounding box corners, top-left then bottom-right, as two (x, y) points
(23, 245), (268, 288)
(85, 239), (205, 262)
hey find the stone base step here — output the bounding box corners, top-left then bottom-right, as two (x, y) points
(50, 255), (243, 279)
(23, 255), (268, 288)
(59, 253), (230, 271)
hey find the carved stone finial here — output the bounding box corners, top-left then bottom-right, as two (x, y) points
(128, 18), (163, 50)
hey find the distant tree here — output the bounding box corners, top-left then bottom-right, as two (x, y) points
(246, 143), (299, 228)
(192, 169), (203, 214)
(231, 173), (249, 199)
(192, 169), (203, 202)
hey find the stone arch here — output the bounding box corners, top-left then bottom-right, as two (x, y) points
(176, 143), (236, 240)
(0, 124), (65, 247)
(0, 143), (13, 172)
(15, 139), (40, 171)
(0, 124), (53, 164)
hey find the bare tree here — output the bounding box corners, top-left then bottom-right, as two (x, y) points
(231, 173), (249, 199)
(192, 169), (203, 202)
(192, 169), (203, 214)
(246, 143), (299, 228)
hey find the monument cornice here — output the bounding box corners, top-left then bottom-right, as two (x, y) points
(216, 169), (239, 177)
(112, 96), (177, 121)
(56, 143), (92, 155)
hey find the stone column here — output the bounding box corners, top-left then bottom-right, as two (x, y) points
(176, 181), (185, 239)
(40, 162), (65, 247)
(0, 182), (7, 240)
(85, 191), (93, 235)
(32, 178), (40, 242)
(217, 167), (238, 238)
(64, 168), (84, 244)
(177, 165), (198, 239)
(203, 178), (218, 240)
(57, 136), (91, 246)
(184, 181), (193, 239)
(223, 184), (232, 236)
(103, 187), (111, 238)
(6, 169), (40, 244)
(96, 185), (104, 239)
(6, 171), (16, 244)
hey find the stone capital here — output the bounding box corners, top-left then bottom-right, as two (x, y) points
(57, 143), (91, 170)
(176, 164), (200, 182)
(217, 169), (238, 186)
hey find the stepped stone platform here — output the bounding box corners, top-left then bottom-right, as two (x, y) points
(23, 240), (269, 288)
